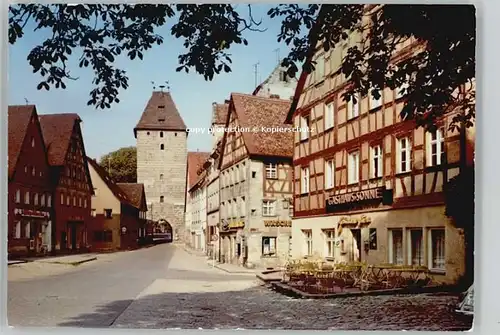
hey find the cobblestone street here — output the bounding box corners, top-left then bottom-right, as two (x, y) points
(9, 244), (473, 330)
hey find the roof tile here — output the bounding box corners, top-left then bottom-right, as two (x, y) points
(187, 151), (210, 189)
(39, 113), (81, 166)
(8, 105), (36, 178)
(117, 183), (146, 210)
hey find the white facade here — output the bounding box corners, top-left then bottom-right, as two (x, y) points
(189, 183), (207, 251)
(253, 65), (298, 101)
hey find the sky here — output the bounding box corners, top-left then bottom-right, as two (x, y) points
(8, 4), (292, 161)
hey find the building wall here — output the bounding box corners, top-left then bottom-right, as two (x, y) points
(291, 205), (465, 285)
(188, 183), (207, 251)
(88, 213), (121, 251)
(254, 65), (298, 101)
(136, 129), (187, 241)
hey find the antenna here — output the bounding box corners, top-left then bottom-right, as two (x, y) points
(273, 48), (280, 65)
(253, 62), (260, 88)
(24, 98), (29, 105)
(151, 81), (156, 90)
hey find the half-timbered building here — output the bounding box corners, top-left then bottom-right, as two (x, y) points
(286, 6), (475, 284)
(218, 93), (294, 268)
(39, 114), (94, 253)
(8, 105), (54, 257)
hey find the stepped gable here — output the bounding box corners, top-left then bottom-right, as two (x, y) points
(38, 113), (81, 166)
(8, 105), (37, 178)
(230, 93), (293, 158)
(134, 91), (187, 137)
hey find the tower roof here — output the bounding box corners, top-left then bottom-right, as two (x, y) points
(134, 91), (187, 137)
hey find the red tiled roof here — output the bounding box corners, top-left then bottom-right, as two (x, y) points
(8, 105), (36, 179)
(134, 91), (187, 136)
(117, 183), (147, 210)
(87, 157), (135, 207)
(230, 93), (294, 158)
(39, 113), (81, 166)
(187, 151), (210, 190)
(212, 102), (229, 125)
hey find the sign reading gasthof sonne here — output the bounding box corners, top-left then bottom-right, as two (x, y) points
(326, 187), (385, 207)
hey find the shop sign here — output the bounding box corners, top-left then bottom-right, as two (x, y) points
(338, 215), (372, 226)
(264, 220), (292, 228)
(15, 208), (49, 218)
(228, 221), (245, 229)
(326, 187), (391, 212)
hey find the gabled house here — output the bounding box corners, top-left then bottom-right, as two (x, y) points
(87, 158), (148, 251)
(217, 93), (294, 269)
(8, 105), (54, 257)
(39, 113), (94, 254)
(252, 64), (298, 101)
(185, 151), (210, 250)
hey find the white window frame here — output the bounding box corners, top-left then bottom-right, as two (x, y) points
(15, 189), (20, 203)
(427, 128), (445, 167)
(303, 230), (313, 256)
(25, 191), (30, 205)
(48, 195), (52, 208)
(34, 193), (39, 206)
(323, 229), (335, 258)
(388, 229), (404, 265)
(347, 94), (360, 119)
(369, 89), (383, 110)
(407, 228), (424, 266)
(428, 228), (446, 271)
(25, 221), (31, 239)
(240, 197), (246, 217)
(300, 114), (310, 141)
(266, 163), (278, 179)
(348, 151), (360, 184)
(371, 145), (383, 178)
(398, 137), (412, 173)
(325, 102), (335, 130)
(14, 221), (21, 239)
(325, 159), (335, 189)
(301, 167), (310, 194)
(262, 200), (276, 217)
(262, 236), (277, 256)
(40, 194), (46, 207)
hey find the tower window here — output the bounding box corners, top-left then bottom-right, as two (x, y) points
(160, 144), (165, 150)
(175, 133), (177, 137)
(160, 174), (164, 180)
(158, 105), (165, 109)
(147, 131), (150, 135)
(160, 196), (164, 203)
(160, 132), (164, 138)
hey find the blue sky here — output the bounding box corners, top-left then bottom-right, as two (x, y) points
(8, 4), (292, 161)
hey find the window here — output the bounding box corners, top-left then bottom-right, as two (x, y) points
(84, 199), (87, 208)
(252, 171), (256, 178)
(25, 191), (30, 205)
(262, 237), (277, 256)
(348, 151), (360, 184)
(48, 195), (52, 207)
(160, 144), (164, 150)
(160, 174), (164, 180)
(24, 165), (27, 173)
(429, 229), (445, 271)
(66, 195), (70, 206)
(15, 189), (20, 203)
(94, 230), (112, 242)
(369, 89), (383, 110)
(325, 102), (335, 130)
(325, 159), (335, 189)
(160, 131), (164, 138)
(301, 167), (310, 193)
(398, 137), (411, 173)
(279, 71), (288, 82)
(73, 196), (76, 206)
(31, 166), (36, 176)
(323, 229), (335, 258)
(396, 81), (409, 99)
(34, 193), (39, 206)
(31, 137), (35, 147)
(303, 230), (313, 256)
(60, 193), (64, 205)
(371, 145), (383, 178)
(300, 114), (310, 141)
(91, 209), (97, 217)
(104, 209), (113, 219)
(240, 197), (246, 217)
(266, 163), (277, 179)
(160, 196), (164, 203)
(388, 229), (403, 265)
(40, 194), (45, 207)
(79, 197), (82, 207)
(25, 221), (31, 239)
(369, 228), (377, 250)
(14, 221), (21, 239)
(262, 200), (276, 216)
(408, 229), (424, 266)
(347, 95), (360, 119)
(428, 129), (445, 166)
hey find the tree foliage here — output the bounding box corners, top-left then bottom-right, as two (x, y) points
(9, 4), (475, 130)
(99, 146), (136, 183)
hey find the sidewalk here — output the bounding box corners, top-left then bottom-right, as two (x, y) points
(207, 261), (257, 274)
(18, 253), (98, 266)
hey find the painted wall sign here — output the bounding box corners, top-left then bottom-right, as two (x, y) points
(338, 215), (372, 226)
(15, 208), (49, 218)
(264, 220), (292, 228)
(326, 187), (392, 212)
(228, 221), (245, 229)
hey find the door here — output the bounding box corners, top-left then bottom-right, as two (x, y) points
(351, 229), (362, 262)
(70, 224), (77, 250)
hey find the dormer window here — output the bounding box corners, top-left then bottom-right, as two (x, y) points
(158, 118), (165, 123)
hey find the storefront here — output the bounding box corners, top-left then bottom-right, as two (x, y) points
(220, 220), (245, 265)
(10, 208), (51, 256)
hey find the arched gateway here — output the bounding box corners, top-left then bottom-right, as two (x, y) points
(153, 219), (173, 243)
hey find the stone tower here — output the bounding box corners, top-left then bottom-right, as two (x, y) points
(134, 91), (188, 241)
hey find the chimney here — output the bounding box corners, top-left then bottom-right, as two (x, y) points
(270, 94), (280, 99)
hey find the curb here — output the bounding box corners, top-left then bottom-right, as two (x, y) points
(208, 263), (257, 275)
(270, 281), (461, 299)
(42, 256), (98, 266)
(7, 260), (28, 266)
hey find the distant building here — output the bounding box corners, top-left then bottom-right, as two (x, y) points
(185, 151), (210, 251)
(39, 113), (94, 254)
(87, 158), (148, 251)
(8, 105), (54, 257)
(218, 93), (294, 269)
(252, 64), (298, 101)
(134, 91), (188, 241)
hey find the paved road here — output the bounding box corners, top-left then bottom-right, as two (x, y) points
(8, 244), (473, 330)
